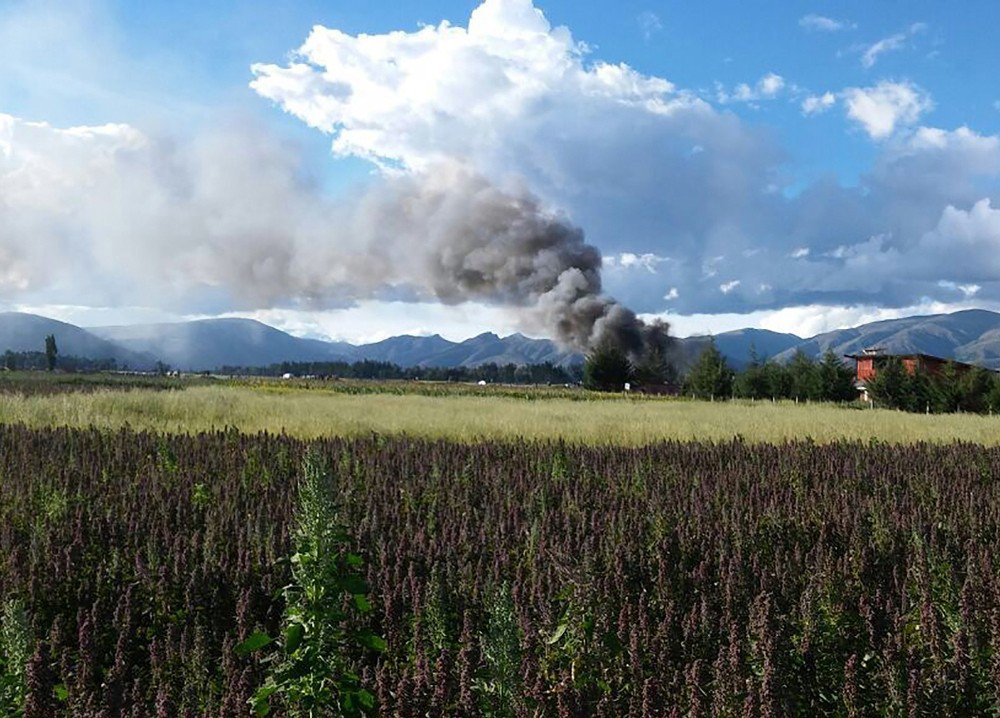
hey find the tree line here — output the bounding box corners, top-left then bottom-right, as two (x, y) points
(1, 351), (120, 373)
(217, 359), (583, 385)
(580, 337), (856, 402)
(682, 341), (858, 403)
(863, 356), (1000, 413)
(1, 335), (68, 371)
(581, 339), (678, 391)
(672, 339), (1000, 413)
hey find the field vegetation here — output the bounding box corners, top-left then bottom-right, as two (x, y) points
(4, 428), (1000, 715)
(0, 370), (208, 395)
(1, 379), (1000, 444)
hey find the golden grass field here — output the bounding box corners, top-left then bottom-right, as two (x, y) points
(1, 381), (999, 445)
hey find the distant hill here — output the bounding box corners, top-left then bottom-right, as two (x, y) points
(375, 332), (578, 368)
(91, 318), (358, 371)
(91, 322), (580, 370)
(677, 328), (803, 370)
(4, 308), (1000, 373)
(351, 334), (458, 367)
(773, 309), (1000, 368)
(0, 313), (156, 369)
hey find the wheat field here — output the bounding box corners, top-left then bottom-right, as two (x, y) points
(1, 382), (999, 444)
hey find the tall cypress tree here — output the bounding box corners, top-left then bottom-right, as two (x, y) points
(734, 345), (769, 399)
(43, 335), (58, 372)
(866, 357), (908, 409)
(685, 339), (733, 400)
(787, 350), (820, 401)
(817, 350), (856, 402)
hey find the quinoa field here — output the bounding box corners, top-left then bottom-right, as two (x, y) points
(4, 425), (1000, 716)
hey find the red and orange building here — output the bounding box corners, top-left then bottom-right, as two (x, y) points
(845, 347), (985, 401)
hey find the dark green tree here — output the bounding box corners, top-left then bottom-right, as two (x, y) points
(762, 361), (793, 399)
(903, 368), (934, 413)
(866, 357), (908, 409)
(786, 350), (820, 401)
(734, 345), (769, 399)
(986, 376), (1000, 413)
(957, 366), (993, 413)
(43, 335), (57, 372)
(684, 339), (733, 400)
(583, 340), (632, 392)
(816, 350), (856, 402)
(930, 362), (964, 413)
(632, 342), (677, 387)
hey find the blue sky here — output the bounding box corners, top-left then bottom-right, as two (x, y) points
(10, 1), (997, 182)
(2, 0), (1000, 342)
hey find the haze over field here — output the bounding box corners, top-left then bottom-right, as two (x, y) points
(2, 0), (1000, 348)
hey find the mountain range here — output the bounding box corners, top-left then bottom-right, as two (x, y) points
(0, 313), (157, 368)
(3, 309), (1000, 372)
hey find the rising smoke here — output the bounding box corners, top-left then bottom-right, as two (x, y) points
(0, 117), (669, 358)
(328, 164), (671, 358)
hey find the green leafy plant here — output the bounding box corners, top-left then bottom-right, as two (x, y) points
(0, 599), (31, 717)
(238, 450), (384, 717)
(474, 583), (522, 718)
(191, 482), (211, 509)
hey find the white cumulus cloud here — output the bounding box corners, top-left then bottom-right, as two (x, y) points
(251, 0), (700, 172)
(5, 0), (1000, 333)
(843, 81), (933, 139)
(605, 252), (669, 273)
(801, 92), (835, 115)
(716, 72), (785, 104)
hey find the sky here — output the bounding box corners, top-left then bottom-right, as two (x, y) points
(1, 0), (1000, 343)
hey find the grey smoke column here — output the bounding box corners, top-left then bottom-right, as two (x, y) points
(343, 163), (670, 358)
(0, 117), (669, 357)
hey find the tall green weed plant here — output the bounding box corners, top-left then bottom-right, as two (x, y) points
(240, 451), (384, 717)
(0, 599), (30, 717)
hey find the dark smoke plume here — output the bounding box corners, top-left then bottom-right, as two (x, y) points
(0, 118), (670, 358)
(342, 164), (671, 359)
